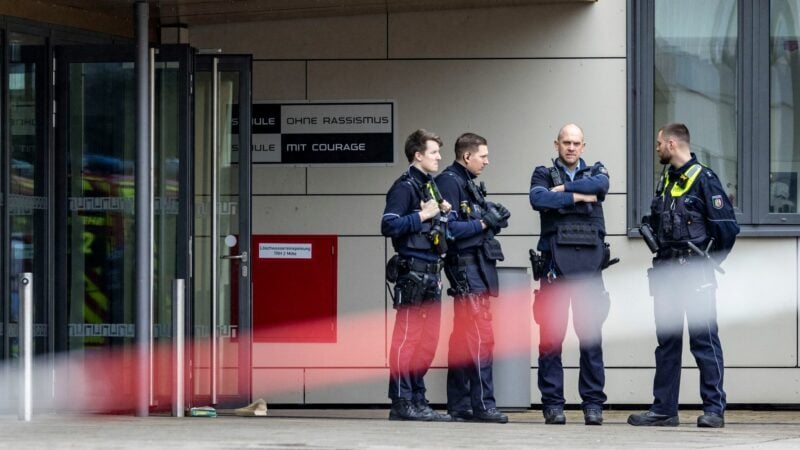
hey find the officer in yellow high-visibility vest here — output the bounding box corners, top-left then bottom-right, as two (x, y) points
(629, 123), (739, 429)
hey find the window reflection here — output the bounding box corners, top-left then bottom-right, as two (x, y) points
(8, 33), (48, 355)
(771, 0), (800, 214)
(654, 0), (738, 206)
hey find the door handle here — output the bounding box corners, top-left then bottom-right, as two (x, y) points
(221, 251), (247, 262)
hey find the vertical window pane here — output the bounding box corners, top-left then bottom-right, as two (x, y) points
(654, 0), (738, 206)
(770, 0), (800, 214)
(8, 33), (48, 356)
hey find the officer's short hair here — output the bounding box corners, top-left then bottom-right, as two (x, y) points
(454, 133), (487, 160)
(660, 123), (690, 145)
(404, 129), (443, 163)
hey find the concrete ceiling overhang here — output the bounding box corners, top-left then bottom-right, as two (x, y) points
(1, 0), (596, 37)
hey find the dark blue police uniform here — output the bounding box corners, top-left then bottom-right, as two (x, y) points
(382, 165), (447, 420)
(529, 158), (611, 420)
(436, 163), (508, 423)
(644, 154), (739, 419)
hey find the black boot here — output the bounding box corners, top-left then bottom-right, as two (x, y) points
(583, 407), (603, 426)
(389, 400), (427, 421)
(473, 408), (508, 424)
(413, 399), (452, 422)
(543, 407), (566, 425)
(627, 411), (679, 426)
(448, 410), (473, 422)
(697, 412), (724, 428)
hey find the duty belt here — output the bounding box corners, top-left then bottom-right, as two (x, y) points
(659, 247), (694, 260)
(405, 257), (443, 274)
(446, 253), (478, 267)
(657, 247), (704, 264)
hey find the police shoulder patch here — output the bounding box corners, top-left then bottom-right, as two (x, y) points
(711, 194), (724, 209)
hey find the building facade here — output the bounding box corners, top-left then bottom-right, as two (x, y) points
(1, 0), (799, 412)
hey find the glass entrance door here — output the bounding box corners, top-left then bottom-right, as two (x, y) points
(191, 55), (252, 409)
(4, 32), (50, 405)
(54, 45), (193, 412)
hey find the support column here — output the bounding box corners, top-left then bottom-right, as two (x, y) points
(134, 0), (151, 418)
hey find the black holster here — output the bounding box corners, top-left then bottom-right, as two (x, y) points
(444, 257), (470, 297)
(529, 249), (546, 281)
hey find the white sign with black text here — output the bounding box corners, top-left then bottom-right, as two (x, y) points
(259, 243), (313, 259)
(243, 101), (395, 165)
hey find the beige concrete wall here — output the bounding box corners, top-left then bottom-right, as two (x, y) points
(190, 0), (800, 406)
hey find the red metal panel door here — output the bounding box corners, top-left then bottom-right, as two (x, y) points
(251, 235), (337, 343)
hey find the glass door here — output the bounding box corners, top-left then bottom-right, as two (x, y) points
(4, 31), (50, 405)
(54, 45), (192, 413)
(191, 54), (252, 409)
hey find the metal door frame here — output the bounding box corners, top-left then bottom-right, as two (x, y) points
(192, 54), (252, 408)
(53, 44), (194, 412)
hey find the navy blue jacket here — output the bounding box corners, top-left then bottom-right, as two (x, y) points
(381, 165), (440, 262)
(529, 158), (610, 252)
(435, 163), (485, 252)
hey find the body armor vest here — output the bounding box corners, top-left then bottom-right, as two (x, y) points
(540, 164), (606, 241)
(441, 166), (488, 251)
(650, 163), (709, 249)
(390, 172), (436, 253)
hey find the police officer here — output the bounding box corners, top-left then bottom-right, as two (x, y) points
(436, 133), (510, 424)
(628, 123), (739, 428)
(382, 129), (452, 422)
(529, 123), (612, 426)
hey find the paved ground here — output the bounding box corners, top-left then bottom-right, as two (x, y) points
(3, 409), (800, 449)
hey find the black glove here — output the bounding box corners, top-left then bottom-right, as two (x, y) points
(494, 203), (511, 222)
(641, 215), (651, 226)
(486, 202), (510, 229)
(483, 206), (505, 232)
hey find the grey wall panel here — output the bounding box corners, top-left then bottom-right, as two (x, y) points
(252, 195), (384, 235)
(494, 236), (539, 269)
(597, 235), (659, 367)
(189, 14), (387, 59)
(305, 368), (448, 404)
(307, 164), (398, 196)
(337, 237), (386, 316)
(253, 61), (306, 100)
(491, 194), (538, 236)
(306, 58), (627, 195)
(726, 369), (800, 403)
(544, 237), (799, 368)
(537, 367), (800, 405)
(252, 166), (307, 195)
(252, 367), (800, 405)
(305, 369), (389, 404)
(716, 238), (797, 367)
(601, 194), (627, 235)
(388, 0), (626, 59)
(251, 368), (304, 404)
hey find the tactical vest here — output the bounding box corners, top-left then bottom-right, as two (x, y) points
(390, 172), (436, 253)
(650, 163), (709, 249)
(440, 166), (488, 251)
(540, 164), (607, 277)
(539, 165), (606, 240)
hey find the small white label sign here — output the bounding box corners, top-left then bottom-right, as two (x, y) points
(260, 243), (312, 259)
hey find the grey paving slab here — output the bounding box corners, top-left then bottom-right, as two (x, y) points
(1, 410), (800, 449)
